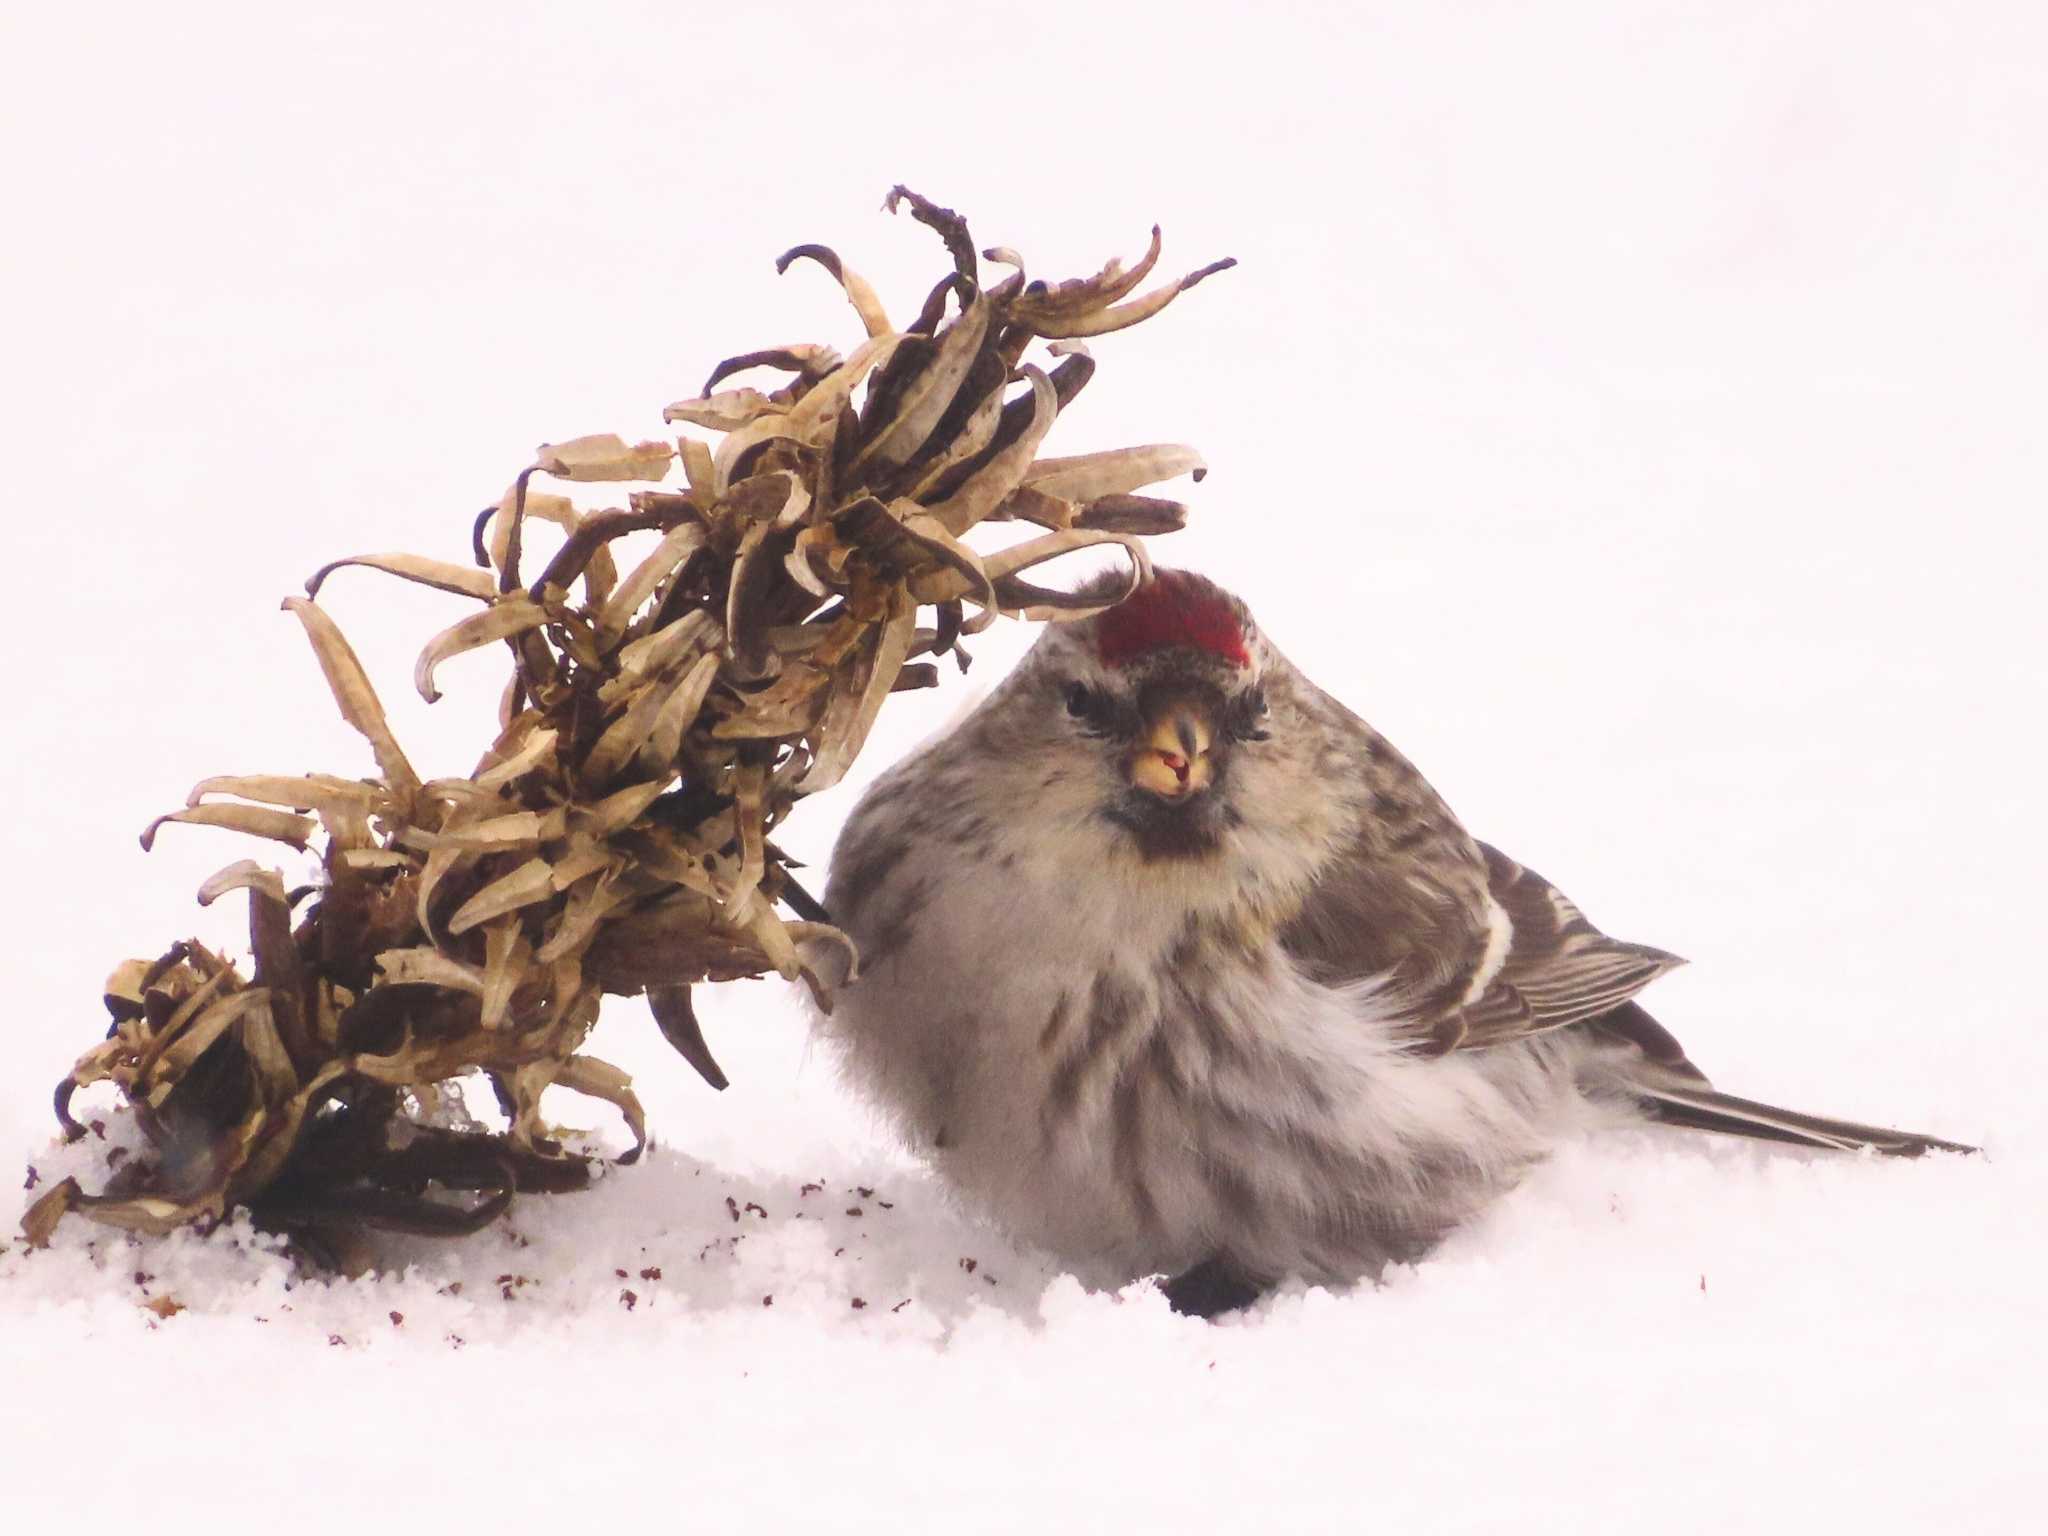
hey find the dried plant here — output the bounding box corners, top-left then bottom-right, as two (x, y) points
(23, 189), (1231, 1264)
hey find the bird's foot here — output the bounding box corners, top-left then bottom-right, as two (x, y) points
(1161, 1257), (1266, 1318)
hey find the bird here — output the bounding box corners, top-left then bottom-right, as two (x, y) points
(814, 568), (1975, 1317)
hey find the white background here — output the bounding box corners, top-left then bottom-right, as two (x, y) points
(2, 3), (2042, 1529)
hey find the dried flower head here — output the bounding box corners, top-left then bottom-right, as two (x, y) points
(24, 189), (1232, 1261)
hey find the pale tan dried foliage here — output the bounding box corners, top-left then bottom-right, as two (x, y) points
(24, 189), (1230, 1260)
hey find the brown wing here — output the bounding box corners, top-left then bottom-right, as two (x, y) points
(1280, 831), (1687, 1056)
(1450, 843), (1687, 1050)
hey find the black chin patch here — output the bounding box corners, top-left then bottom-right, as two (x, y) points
(1101, 791), (1234, 861)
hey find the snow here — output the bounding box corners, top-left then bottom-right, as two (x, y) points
(2, 2), (2043, 1528)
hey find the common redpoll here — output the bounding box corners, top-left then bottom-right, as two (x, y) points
(817, 569), (1973, 1316)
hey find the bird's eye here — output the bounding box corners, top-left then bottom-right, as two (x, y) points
(1231, 687), (1271, 742)
(1064, 682), (1097, 720)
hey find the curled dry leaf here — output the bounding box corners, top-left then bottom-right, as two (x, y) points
(649, 984), (728, 1090)
(678, 437), (716, 502)
(485, 489), (578, 577)
(902, 375), (1006, 502)
(797, 594), (916, 794)
(447, 858), (556, 937)
(598, 524), (704, 641)
(776, 244), (892, 338)
(1010, 225), (1164, 329)
(1020, 445), (1206, 502)
(196, 860), (288, 909)
(186, 774), (379, 816)
(786, 331), (906, 444)
(342, 849), (413, 871)
(306, 553), (499, 603)
(535, 872), (629, 965)
(711, 415), (806, 502)
(585, 659), (709, 784)
(553, 1055), (647, 1161)
(663, 388), (787, 432)
(414, 598), (551, 703)
(141, 804), (316, 853)
(1075, 494), (1190, 536)
(281, 598), (421, 797)
(474, 728), (560, 792)
(639, 652), (722, 767)
(994, 486), (1076, 531)
(577, 780), (670, 839)
(535, 435), (676, 483)
(36, 191), (1228, 1262)
(479, 918), (532, 1031)
(548, 841), (613, 892)
(852, 294), (990, 475)
(404, 808), (565, 851)
(924, 366), (1059, 536)
(608, 607), (720, 689)
(700, 344), (842, 396)
(375, 947), (487, 996)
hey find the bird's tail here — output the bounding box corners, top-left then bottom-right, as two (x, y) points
(1637, 1083), (1978, 1158)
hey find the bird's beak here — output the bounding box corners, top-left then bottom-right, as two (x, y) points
(1126, 692), (1216, 800)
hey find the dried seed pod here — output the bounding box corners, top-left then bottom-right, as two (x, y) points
(34, 191), (1230, 1261)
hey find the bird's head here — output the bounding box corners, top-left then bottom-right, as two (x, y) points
(989, 568), (1281, 862)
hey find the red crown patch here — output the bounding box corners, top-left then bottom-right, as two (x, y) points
(1095, 571), (1250, 669)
